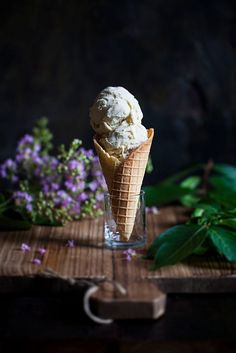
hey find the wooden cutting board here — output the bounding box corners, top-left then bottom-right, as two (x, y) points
(0, 206), (235, 320)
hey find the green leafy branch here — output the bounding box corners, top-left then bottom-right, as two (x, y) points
(146, 162), (236, 269)
(33, 117), (53, 155)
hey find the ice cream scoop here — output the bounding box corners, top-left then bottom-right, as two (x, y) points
(99, 121), (147, 159)
(90, 86), (147, 159)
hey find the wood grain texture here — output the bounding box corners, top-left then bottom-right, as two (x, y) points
(0, 206), (235, 302)
(0, 207), (235, 286)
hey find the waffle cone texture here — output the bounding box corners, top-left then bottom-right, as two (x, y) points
(94, 128), (154, 241)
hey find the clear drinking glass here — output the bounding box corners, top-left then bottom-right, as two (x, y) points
(104, 191), (146, 249)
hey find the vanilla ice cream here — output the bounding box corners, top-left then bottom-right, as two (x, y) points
(99, 121), (147, 158)
(90, 86), (147, 159)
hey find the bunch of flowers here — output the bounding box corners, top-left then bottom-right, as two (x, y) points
(0, 118), (106, 226)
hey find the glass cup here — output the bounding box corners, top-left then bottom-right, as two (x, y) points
(104, 190), (146, 249)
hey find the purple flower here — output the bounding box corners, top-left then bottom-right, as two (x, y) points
(14, 191), (33, 203)
(57, 190), (67, 198)
(16, 147), (31, 162)
(16, 134), (42, 167)
(88, 180), (99, 192)
(96, 192), (104, 202)
(13, 191), (33, 213)
(68, 160), (77, 170)
(66, 239), (75, 248)
(123, 248), (137, 261)
(91, 156), (103, 177)
(70, 202), (81, 215)
(32, 155), (42, 165)
(67, 159), (86, 179)
(43, 181), (60, 193)
(52, 182), (59, 191)
(54, 190), (73, 208)
(79, 147), (94, 158)
(38, 247), (46, 256)
(93, 169), (103, 177)
(34, 143), (41, 153)
(68, 159), (81, 171)
(32, 258), (42, 265)
(64, 179), (79, 193)
(5, 159), (15, 168)
(0, 167), (7, 178)
(77, 192), (88, 202)
(34, 166), (41, 177)
(42, 183), (50, 193)
(77, 180), (85, 189)
(96, 176), (107, 189)
(146, 206), (159, 214)
(126, 254), (132, 261)
(26, 203), (33, 212)
(12, 175), (19, 183)
(18, 134), (34, 145)
(16, 148), (41, 164)
(65, 177), (85, 193)
(21, 243), (31, 252)
(49, 157), (58, 170)
(0, 159), (17, 181)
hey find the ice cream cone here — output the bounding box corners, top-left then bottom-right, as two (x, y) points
(94, 128), (154, 241)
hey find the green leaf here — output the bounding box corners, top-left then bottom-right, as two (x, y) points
(208, 226), (236, 262)
(214, 164), (236, 181)
(218, 218), (236, 230)
(209, 176), (236, 192)
(209, 189), (236, 208)
(191, 208), (204, 218)
(0, 215), (31, 231)
(180, 176), (201, 190)
(191, 202), (220, 218)
(194, 202), (220, 212)
(180, 194), (200, 207)
(144, 183), (193, 206)
(179, 176), (201, 207)
(192, 244), (209, 255)
(147, 224), (207, 269)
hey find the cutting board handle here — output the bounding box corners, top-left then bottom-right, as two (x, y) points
(84, 279), (166, 323)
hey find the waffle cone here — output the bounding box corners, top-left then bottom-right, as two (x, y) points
(94, 128), (154, 241)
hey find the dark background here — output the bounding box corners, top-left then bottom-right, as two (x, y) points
(0, 0), (236, 182)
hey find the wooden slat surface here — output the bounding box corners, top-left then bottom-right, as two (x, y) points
(0, 206), (235, 294)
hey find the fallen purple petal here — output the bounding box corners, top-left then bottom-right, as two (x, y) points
(66, 240), (75, 248)
(126, 254), (132, 261)
(123, 248), (137, 261)
(146, 206), (159, 214)
(128, 249), (136, 256)
(32, 258), (42, 265)
(21, 243), (31, 252)
(38, 247), (47, 256)
(123, 248), (136, 256)
(151, 206), (159, 214)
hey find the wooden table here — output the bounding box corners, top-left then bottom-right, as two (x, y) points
(0, 207), (236, 352)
